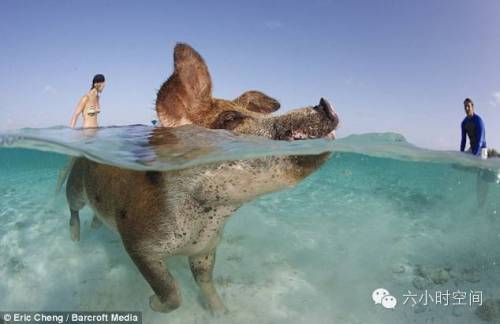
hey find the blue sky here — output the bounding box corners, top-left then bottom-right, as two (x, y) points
(0, 0), (499, 149)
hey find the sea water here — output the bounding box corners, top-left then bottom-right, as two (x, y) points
(0, 125), (499, 324)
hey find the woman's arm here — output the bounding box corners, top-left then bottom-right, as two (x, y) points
(70, 95), (88, 128)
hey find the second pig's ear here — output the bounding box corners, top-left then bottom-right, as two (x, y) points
(233, 90), (280, 114)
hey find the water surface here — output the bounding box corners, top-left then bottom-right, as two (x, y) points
(0, 125), (499, 324)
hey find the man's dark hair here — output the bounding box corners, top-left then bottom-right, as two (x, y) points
(464, 98), (474, 106)
(91, 74), (105, 89)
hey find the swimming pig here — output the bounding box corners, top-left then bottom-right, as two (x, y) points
(65, 43), (339, 315)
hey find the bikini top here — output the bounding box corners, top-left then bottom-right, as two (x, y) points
(87, 106), (100, 116)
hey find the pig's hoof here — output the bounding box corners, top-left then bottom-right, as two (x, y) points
(149, 295), (180, 313)
(209, 304), (229, 317)
(198, 295), (228, 316)
(70, 227), (80, 242)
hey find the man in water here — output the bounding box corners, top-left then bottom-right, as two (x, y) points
(460, 98), (499, 158)
(460, 98), (486, 156)
(459, 98), (500, 207)
(70, 74), (105, 128)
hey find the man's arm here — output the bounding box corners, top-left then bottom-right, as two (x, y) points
(70, 95), (88, 128)
(460, 121), (466, 152)
(473, 117), (486, 156)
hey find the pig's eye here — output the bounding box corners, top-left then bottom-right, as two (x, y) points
(211, 111), (248, 130)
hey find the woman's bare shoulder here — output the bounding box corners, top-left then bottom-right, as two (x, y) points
(78, 93), (90, 104)
(85, 89), (98, 98)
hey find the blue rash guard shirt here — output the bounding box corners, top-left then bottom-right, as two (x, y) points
(460, 114), (486, 156)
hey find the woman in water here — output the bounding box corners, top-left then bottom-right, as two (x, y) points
(58, 75), (106, 197)
(70, 74), (105, 128)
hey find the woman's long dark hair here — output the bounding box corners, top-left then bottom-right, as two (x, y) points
(91, 74), (105, 89)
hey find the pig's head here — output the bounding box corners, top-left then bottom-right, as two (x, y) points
(155, 43), (339, 182)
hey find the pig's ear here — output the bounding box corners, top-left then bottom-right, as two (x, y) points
(233, 91), (280, 114)
(156, 43), (212, 124)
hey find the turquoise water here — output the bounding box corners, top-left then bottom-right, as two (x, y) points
(0, 126), (499, 323)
